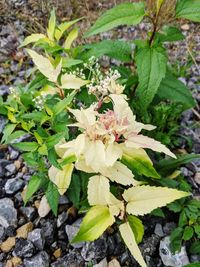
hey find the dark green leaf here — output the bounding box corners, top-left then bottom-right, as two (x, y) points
(179, 211), (188, 227)
(1, 124), (16, 143)
(135, 45), (167, 111)
(176, 0), (200, 22)
(189, 241), (200, 254)
(67, 174), (81, 208)
(156, 154), (200, 176)
(45, 181), (60, 216)
(81, 40), (132, 62)
(85, 2), (145, 37)
(168, 201), (183, 213)
(156, 71), (195, 110)
(150, 208), (165, 218)
(5, 130), (27, 144)
(48, 148), (62, 170)
(170, 227), (183, 253)
(24, 175), (42, 204)
(183, 226), (194, 241)
(53, 91), (76, 115)
(46, 132), (65, 148)
(156, 26), (185, 43)
(194, 225), (200, 237)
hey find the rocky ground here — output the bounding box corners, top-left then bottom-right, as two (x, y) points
(0, 1), (200, 267)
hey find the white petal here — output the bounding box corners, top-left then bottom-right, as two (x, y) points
(105, 143), (123, 166)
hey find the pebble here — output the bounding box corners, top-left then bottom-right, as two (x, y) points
(65, 218), (85, 248)
(28, 228), (45, 250)
(154, 223), (165, 237)
(51, 249), (85, 267)
(0, 198), (17, 228)
(5, 256), (22, 267)
(5, 178), (24, 194)
(0, 237), (16, 252)
(0, 116), (7, 134)
(23, 251), (50, 267)
(40, 219), (56, 245)
(13, 238), (35, 258)
(5, 163), (16, 175)
(81, 236), (108, 262)
(16, 222), (33, 239)
(57, 211), (68, 228)
(0, 225), (5, 241)
(53, 248), (62, 258)
(8, 147), (19, 160)
(19, 206), (36, 220)
(194, 172), (200, 185)
(108, 259), (121, 267)
(93, 257), (107, 267)
(159, 236), (190, 267)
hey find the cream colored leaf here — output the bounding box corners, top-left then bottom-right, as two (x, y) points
(38, 195), (51, 218)
(20, 33), (46, 47)
(88, 175), (110, 206)
(119, 222), (147, 267)
(48, 164), (74, 195)
(61, 73), (88, 89)
(123, 186), (190, 216)
(102, 161), (140, 186)
(64, 28), (78, 49)
(26, 49), (61, 82)
(107, 193), (124, 217)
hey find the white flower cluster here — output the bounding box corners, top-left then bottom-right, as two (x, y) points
(9, 86), (19, 99)
(69, 68), (86, 80)
(33, 95), (46, 111)
(87, 68), (122, 97)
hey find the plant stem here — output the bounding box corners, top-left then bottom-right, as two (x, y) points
(149, 3), (164, 46)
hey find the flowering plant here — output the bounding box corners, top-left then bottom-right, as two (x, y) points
(1, 1), (200, 265)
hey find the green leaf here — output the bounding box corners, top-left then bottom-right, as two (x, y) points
(184, 263), (200, 267)
(45, 181), (60, 216)
(183, 226), (194, 241)
(5, 130), (27, 144)
(194, 225), (200, 237)
(13, 142), (39, 152)
(85, 2), (145, 37)
(179, 211), (188, 227)
(81, 40), (132, 62)
(176, 0), (200, 22)
(64, 28), (78, 49)
(19, 33), (46, 47)
(67, 174), (81, 208)
(48, 148), (62, 170)
(24, 175), (42, 204)
(156, 71), (195, 110)
(189, 241), (200, 254)
(1, 124), (16, 143)
(53, 91), (76, 115)
(128, 215), (144, 244)
(22, 152), (38, 167)
(71, 206), (115, 242)
(157, 154), (200, 176)
(156, 26), (185, 43)
(46, 132), (65, 149)
(122, 148), (160, 179)
(150, 208), (165, 218)
(47, 9), (56, 40)
(170, 227), (183, 253)
(62, 58), (83, 68)
(168, 201), (183, 213)
(135, 46), (167, 111)
(22, 111), (49, 124)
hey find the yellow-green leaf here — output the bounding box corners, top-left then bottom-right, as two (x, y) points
(47, 9), (56, 40)
(48, 163), (74, 195)
(61, 73), (88, 89)
(72, 206), (115, 242)
(26, 49), (61, 82)
(19, 33), (46, 47)
(128, 215), (144, 244)
(87, 175), (110, 206)
(64, 28), (78, 49)
(55, 18), (81, 41)
(156, 0), (164, 14)
(119, 222), (147, 267)
(123, 185), (190, 216)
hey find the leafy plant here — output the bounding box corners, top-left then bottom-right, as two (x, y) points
(1, 1), (200, 266)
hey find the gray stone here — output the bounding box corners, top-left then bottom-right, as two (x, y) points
(57, 211), (68, 228)
(40, 219), (56, 245)
(5, 163), (16, 175)
(140, 234), (160, 257)
(0, 198), (17, 228)
(163, 222), (177, 235)
(8, 146), (19, 160)
(65, 218), (85, 249)
(59, 195), (70, 205)
(154, 223), (165, 237)
(13, 239), (35, 258)
(28, 228), (45, 250)
(0, 116), (7, 134)
(20, 207), (36, 221)
(24, 251), (49, 267)
(51, 249), (84, 267)
(0, 225), (5, 241)
(93, 258), (107, 267)
(159, 236), (190, 267)
(5, 178), (24, 194)
(81, 236), (108, 262)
